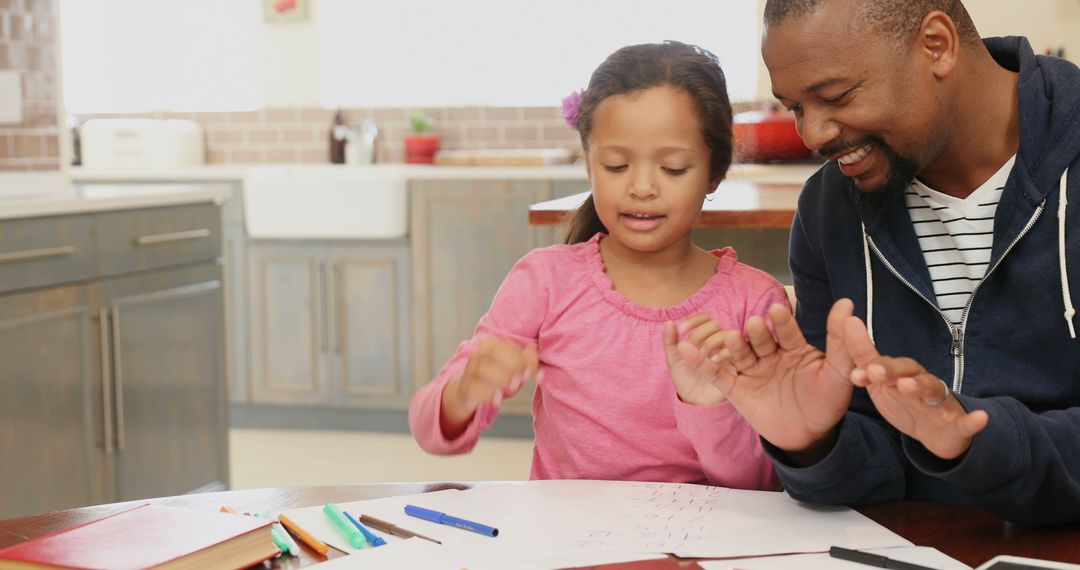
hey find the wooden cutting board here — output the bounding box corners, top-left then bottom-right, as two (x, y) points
(433, 148), (577, 167)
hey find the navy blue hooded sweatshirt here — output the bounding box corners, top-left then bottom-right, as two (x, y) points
(768, 36), (1080, 526)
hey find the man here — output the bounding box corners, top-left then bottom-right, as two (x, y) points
(685, 0), (1079, 525)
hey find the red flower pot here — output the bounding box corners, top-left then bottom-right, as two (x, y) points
(404, 134), (440, 164)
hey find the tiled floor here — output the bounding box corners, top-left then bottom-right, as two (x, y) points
(229, 429), (534, 489)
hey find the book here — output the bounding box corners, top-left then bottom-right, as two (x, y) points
(0, 504), (279, 570)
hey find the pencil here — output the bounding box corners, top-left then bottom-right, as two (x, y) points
(358, 513), (442, 544)
(278, 513), (330, 555)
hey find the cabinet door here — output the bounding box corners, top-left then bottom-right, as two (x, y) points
(410, 180), (554, 415)
(246, 242), (329, 406)
(223, 226), (249, 404)
(0, 284), (103, 518)
(325, 243), (411, 409)
(97, 263), (228, 502)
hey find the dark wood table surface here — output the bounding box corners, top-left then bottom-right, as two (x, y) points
(2, 482), (1078, 568)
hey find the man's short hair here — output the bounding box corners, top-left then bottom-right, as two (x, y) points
(764, 0), (980, 47)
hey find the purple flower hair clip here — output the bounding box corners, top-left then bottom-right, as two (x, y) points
(562, 89), (583, 129)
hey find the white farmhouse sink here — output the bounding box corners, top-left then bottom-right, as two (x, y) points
(243, 165), (408, 239)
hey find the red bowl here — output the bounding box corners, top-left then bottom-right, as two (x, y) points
(732, 110), (813, 162)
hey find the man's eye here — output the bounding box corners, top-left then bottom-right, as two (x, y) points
(822, 90), (851, 104)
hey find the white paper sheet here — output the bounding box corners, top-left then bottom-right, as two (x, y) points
(279, 480), (911, 560)
(699, 546), (972, 570)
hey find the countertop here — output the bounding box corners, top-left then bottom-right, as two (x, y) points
(0, 182), (232, 221)
(530, 180), (805, 229)
(69, 162), (824, 184)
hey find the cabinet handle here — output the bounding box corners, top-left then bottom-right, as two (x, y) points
(111, 307), (126, 452)
(135, 228), (211, 246)
(98, 308), (114, 456)
(0, 245), (76, 264)
(318, 263), (327, 353)
(330, 264), (339, 355)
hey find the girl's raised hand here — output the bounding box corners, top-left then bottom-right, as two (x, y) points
(440, 337), (539, 438)
(663, 314), (732, 406)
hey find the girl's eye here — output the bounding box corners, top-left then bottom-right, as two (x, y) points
(663, 167), (688, 175)
(603, 164), (628, 173)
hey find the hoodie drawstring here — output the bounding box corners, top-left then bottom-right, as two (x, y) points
(861, 223), (875, 343)
(1059, 169), (1076, 339)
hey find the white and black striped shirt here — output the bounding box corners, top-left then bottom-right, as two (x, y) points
(905, 156), (1014, 325)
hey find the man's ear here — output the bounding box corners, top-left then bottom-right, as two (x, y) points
(918, 10), (960, 79)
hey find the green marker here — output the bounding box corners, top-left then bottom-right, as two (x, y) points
(268, 522), (292, 554)
(254, 512), (299, 556)
(323, 503), (367, 549)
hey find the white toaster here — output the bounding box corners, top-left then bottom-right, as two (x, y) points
(80, 118), (205, 169)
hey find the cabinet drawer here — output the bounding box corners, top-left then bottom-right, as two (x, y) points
(95, 203), (221, 276)
(0, 214), (95, 294)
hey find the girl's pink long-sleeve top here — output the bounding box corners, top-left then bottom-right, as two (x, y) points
(409, 234), (788, 490)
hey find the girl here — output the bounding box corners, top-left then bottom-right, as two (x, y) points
(408, 41), (789, 489)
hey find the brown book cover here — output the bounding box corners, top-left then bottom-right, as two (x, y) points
(0, 504), (279, 570)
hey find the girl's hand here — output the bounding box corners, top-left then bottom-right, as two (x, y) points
(440, 338), (539, 438)
(663, 314), (732, 406)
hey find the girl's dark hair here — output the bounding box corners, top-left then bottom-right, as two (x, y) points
(564, 41), (734, 244)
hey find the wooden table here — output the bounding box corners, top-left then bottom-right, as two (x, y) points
(528, 182), (802, 229)
(2, 482), (1078, 568)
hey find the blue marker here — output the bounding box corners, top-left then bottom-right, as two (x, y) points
(343, 510), (387, 547)
(403, 504), (499, 537)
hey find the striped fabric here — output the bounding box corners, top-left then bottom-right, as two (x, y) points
(905, 156), (1015, 325)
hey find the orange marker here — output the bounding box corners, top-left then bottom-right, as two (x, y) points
(278, 513), (329, 556)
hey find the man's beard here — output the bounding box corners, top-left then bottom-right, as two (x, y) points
(832, 136), (919, 212)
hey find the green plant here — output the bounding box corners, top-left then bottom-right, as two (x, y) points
(409, 110), (436, 134)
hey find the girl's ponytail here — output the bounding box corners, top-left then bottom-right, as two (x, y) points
(564, 193), (607, 244)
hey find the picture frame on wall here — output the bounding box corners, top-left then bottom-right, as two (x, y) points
(263, 0), (310, 24)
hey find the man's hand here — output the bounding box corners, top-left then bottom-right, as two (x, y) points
(843, 316), (989, 459)
(675, 300), (859, 464)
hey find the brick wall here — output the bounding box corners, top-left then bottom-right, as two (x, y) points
(0, 0), (59, 171)
(77, 100), (763, 166)
(77, 106), (584, 165)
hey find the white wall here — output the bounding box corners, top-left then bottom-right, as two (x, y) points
(753, 0), (1080, 100)
(966, 0), (1080, 60)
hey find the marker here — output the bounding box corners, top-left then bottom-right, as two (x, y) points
(404, 504), (499, 537)
(343, 510), (387, 547)
(829, 546), (937, 570)
(253, 512), (299, 556)
(278, 513), (329, 555)
(220, 506), (289, 555)
(323, 503), (367, 549)
(357, 514), (442, 544)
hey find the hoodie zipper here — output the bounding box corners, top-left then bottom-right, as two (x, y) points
(952, 201), (1045, 393)
(864, 202), (1045, 394)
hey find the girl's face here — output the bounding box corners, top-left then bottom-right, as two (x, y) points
(586, 84), (717, 257)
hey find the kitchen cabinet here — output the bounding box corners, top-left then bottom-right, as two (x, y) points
(96, 263), (227, 503)
(0, 282), (103, 518)
(0, 202), (228, 519)
(409, 179), (584, 415)
(246, 240), (411, 409)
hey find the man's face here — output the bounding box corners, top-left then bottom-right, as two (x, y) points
(762, 0), (943, 202)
